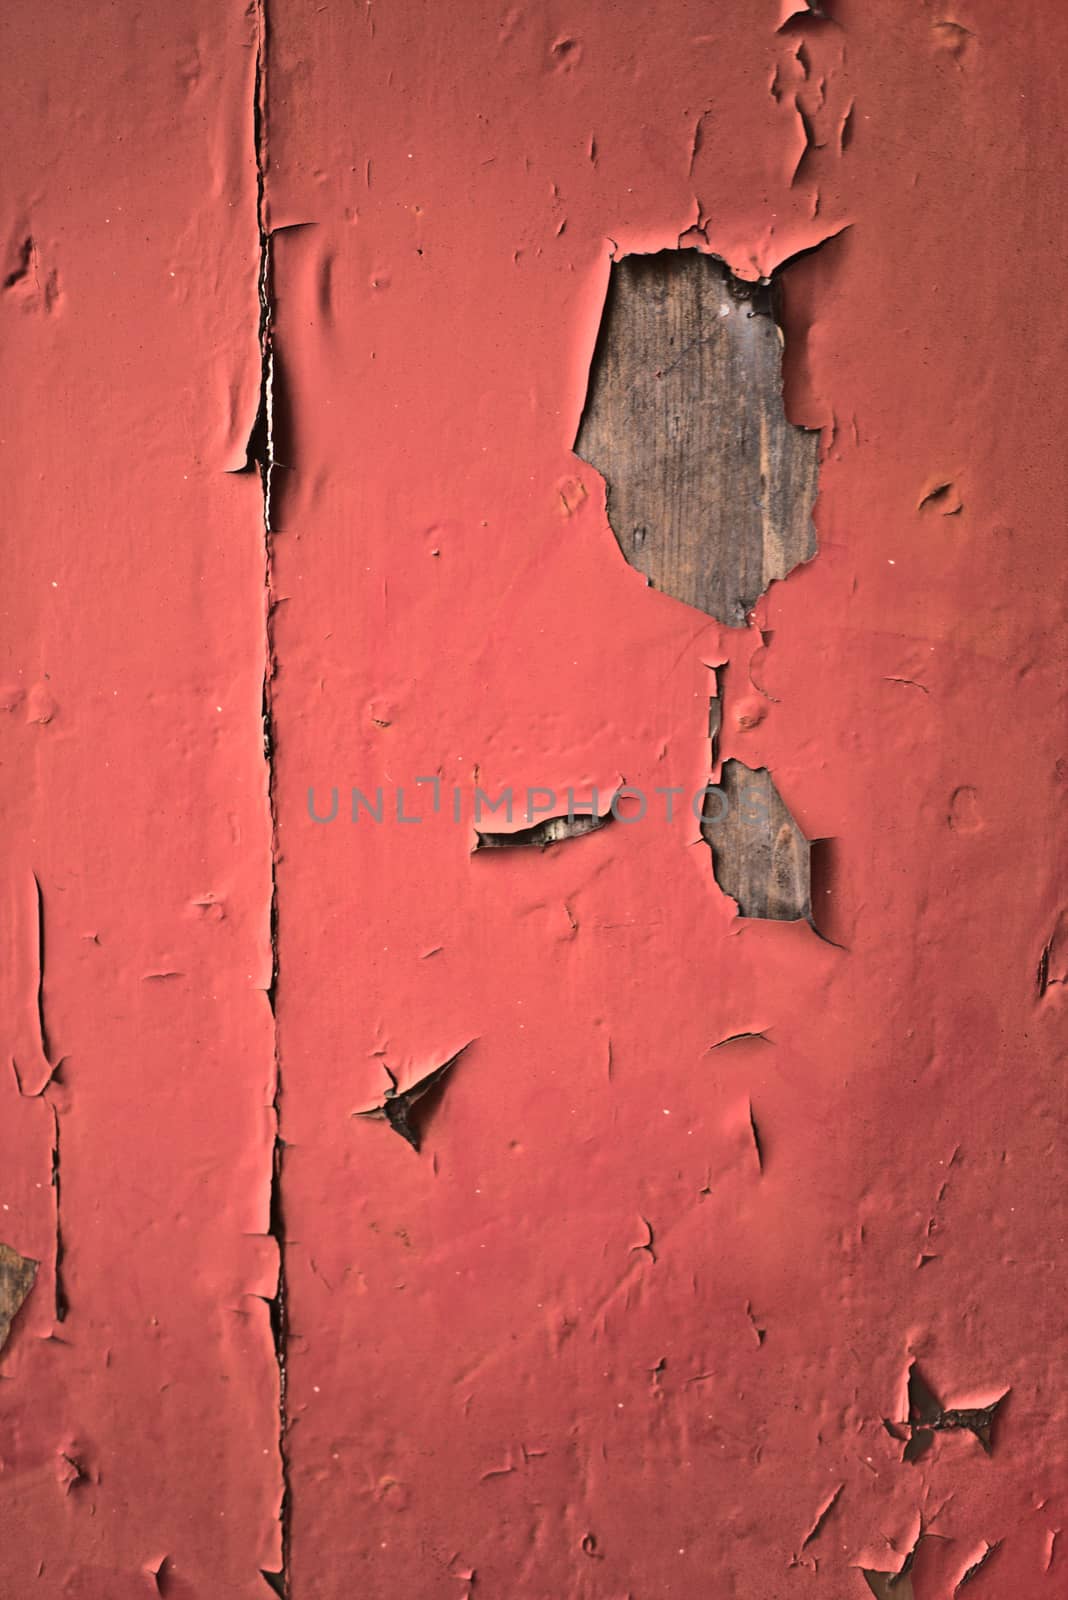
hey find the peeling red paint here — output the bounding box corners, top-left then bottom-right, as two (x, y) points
(2, 1), (1066, 1596)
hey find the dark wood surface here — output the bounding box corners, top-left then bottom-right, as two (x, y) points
(576, 250), (818, 626)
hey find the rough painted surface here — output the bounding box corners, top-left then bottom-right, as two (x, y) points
(2, 2), (1066, 1598)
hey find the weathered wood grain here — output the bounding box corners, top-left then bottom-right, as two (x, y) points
(575, 249), (818, 626)
(702, 759), (811, 922)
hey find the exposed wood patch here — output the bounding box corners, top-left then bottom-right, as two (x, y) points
(575, 249), (818, 626)
(0, 1241), (39, 1356)
(702, 759), (811, 921)
(474, 810), (612, 851)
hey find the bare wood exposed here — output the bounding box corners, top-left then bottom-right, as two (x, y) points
(0, 1241), (38, 1356)
(474, 812), (611, 850)
(702, 760), (811, 922)
(575, 250), (818, 626)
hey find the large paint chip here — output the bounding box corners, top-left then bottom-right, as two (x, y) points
(575, 249), (818, 625)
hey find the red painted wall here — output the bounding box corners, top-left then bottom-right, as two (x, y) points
(2, 3), (1065, 1596)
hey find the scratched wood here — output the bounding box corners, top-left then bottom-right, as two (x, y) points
(575, 249), (818, 627)
(702, 760), (811, 922)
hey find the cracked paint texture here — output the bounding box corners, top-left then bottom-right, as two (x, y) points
(2, 1), (1067, 1597)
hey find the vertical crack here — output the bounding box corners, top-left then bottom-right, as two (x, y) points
(32, 872), (52, 1065)
(49, 1097), (67, 1323)
(249, 0), (274, 514)
(250, 2), (289, 1593)
(263, 1140), (289, 1597)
